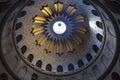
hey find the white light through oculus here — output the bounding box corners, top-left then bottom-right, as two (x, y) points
(53, 21), (67, 34)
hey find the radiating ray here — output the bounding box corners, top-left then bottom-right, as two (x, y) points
(56, 40), (63, 54)
(37, 35), (47, 46)
(56, 43), (59, 54)
(75, 15), (84, 22)
(48, 41), (54, 53)
(66, 41), (74, 53)
(34, 16), (46, 23)
(54, 1), (63, 12)
(32, 27), (44, 36)
(31, 2), (88, 55)
(76, 27), (87, 35)
(59, 41), (63, 54)
(73, 35), (82, 45)
(66, 5), (77, 15)
(45, 41), (54, 53)
(34, 16), (46, 21)
(41, 6), (52, 16)
(34, 20), (45, 24)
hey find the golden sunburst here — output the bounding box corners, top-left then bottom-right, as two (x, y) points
(31, 1), (87, 56)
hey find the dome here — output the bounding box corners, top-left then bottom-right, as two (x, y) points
(0, 0), (120, 80)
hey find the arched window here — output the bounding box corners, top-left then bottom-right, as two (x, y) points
(31, 73), (38, 80)
(112, 72), (120, 80)
(86, 53), (92, 61)
(57, 65), (63, 72)
(46, 64), (52, 71)
(16, 22), (22, 30)
(68, 64), (74, 71)
(36, 60), (42, 68)
(16, 34), (22, 43)
(0, 73), (8, 80)
(21, 46), (27, 54)
(92, 45), (99, 53)
(27, 54), (34, 62)
(78, 60), (84, 68)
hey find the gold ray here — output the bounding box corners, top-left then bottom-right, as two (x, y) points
(48, 41), (53, 53)
(56, 41), (63, 54)
(41, 6), (52, 16)
(68, 41), (74, 52)
(54, 2), (63, 12)
(75, 15), (84, 22)
(32, 27), (44, 36)
(33, 19), (45, 24)
(37, 35), (47, 46)
(34, 16), (46, 23)
(59, 41), (63, 54)
(45, 41), (53, 53)
(45, 41), (51, 53)
(59, 3), (63, 12)
(66, 5), (77, 15)
(70, 8), (76, 15)
(74, 35), (82, 45)
(34, 16), (46, 21)
(56, 43), (59, 54)
(77, 27), (87, 35)
(66, 41), (74, 53)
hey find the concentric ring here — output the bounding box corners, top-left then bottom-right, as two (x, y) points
(13, 0), (105, 75)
